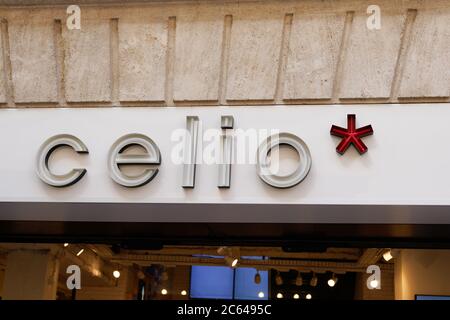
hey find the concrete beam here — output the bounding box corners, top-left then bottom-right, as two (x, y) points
(126, 246), (361, 261)
(111, 253), (394, 273)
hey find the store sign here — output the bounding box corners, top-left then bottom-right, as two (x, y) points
(36, 115), (313, 189)
(36, 113), (374, 190)
(1, 105), (450, 224)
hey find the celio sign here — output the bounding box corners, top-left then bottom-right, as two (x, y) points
(36, 114), (372, 190)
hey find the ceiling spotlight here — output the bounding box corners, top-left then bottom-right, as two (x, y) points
(275, 271), (283, 286)
(276, 292), (283, 299)
(220, 247), (240, 268)
(63, 243), (69, 247)
(217, 246), (228, 255)
(181, 290), (187, 296)
(306, 293), (312, 300)
(295, 271), (303, 286)
(310, 272), (318, 287)
(370, 279), (379, 289)
(328, 273), (338, 287)
(258, 291), (265, 298)
(113, 270), (121, 279)
(254, 271), (261, 284)
(161, 289), (168, 295)
(293, 293), (300, 299)
(92, 269), (101, 277)
(225, 256), (239, 268)
(76, 248), (84, 256)
(383, 249), (393, 262)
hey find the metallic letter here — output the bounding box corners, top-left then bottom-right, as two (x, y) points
(108, 134), (161, 188)
(182, 116), (199, 188)
(218, 116), (234, 188)
(36, 134), (88, 187)
(256, 132), (312, 188)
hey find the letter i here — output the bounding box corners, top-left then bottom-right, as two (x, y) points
(218, 116), (234, 188)
(182, 116), (199, 188)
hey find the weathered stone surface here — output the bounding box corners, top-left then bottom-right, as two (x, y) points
(399, 9), (450, 98)
(9, 15), (58, 103)
(63, 19), (111, 102)
(339, 11), (406, 99)
(173, 7), (224, 102)
(226, 9), (285, 101)
(1, 0), (449, 105)
(118, 15), (167, 102)
(284, 13), (345, 100)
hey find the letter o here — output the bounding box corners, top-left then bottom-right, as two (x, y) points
(256, 132), (312, 188)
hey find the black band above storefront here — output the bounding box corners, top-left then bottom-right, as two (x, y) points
(1, 202), (450, 247)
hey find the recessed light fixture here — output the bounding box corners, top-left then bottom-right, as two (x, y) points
(258, 291), (265, 298)
(113, 270), (121, 279)
(293, 293), (300, 299)
(161, 289), (168, 295)
(306, 293), (312, 300)
(76, 248), (84, 256)
(63, 243), (69, 247)
(181, 290), (187, 296)
(276, 293), (283, 299)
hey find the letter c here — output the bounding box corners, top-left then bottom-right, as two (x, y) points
(36, 134), (89, 187)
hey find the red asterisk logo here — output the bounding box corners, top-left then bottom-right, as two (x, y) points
(330, 114), (374, 155)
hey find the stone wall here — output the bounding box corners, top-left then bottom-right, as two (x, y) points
(0, 0), (449, 107)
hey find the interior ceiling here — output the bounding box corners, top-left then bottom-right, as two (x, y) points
(108, 246), (393, 273)
(121, 246), (363, 260)
(1, 243), (393, 289)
